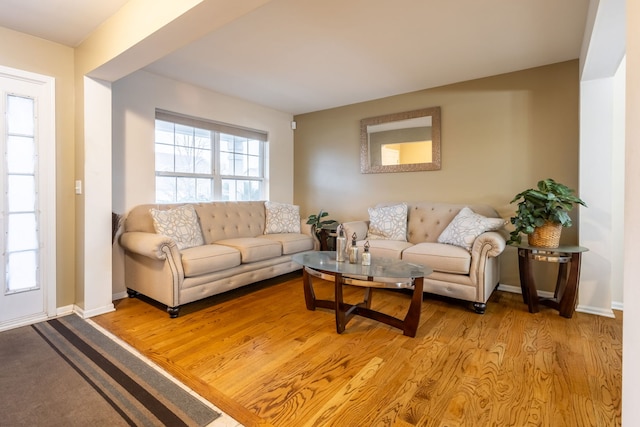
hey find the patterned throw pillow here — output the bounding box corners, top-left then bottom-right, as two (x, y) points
(437, 207), (505, 251)
(150, 204), (204, 250)
(367, 203), (408, 241)
(264, 201), (301, 234)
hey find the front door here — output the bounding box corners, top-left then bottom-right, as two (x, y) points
(0, 66), (56, 330)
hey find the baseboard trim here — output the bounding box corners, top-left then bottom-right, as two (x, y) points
(497, 283), (555, 298)
(74, 303), (115, 319)
(56, 305), (75, 316)
(112, 291), (128, 301)
(576, 305), (617, 318)
(497, 284), (617, 318)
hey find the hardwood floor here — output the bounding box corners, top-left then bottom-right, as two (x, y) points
(93, 272), (622, 427)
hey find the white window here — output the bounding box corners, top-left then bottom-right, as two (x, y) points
(154, 110), (266, 203)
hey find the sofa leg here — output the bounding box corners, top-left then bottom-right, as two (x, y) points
(126, 288), (139, 298)
(167, 306), (180, 318)
(473, 302), (486, 314)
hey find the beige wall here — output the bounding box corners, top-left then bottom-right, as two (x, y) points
(294, 60), (580, 289)
(0, 27), (76, 307)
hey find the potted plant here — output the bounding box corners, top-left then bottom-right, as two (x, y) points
(307, 210), (338, 250)
(507, 178), (587, 248)
(306, 210), (338, 236)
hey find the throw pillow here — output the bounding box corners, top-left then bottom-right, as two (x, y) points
(367, 203), (408, 241)
(150, 204), (204, 250)
(264, 201), (301, 234)
(437, 207), (505, 251)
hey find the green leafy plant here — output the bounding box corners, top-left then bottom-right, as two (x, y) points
(306, 210), (338, 235)
(507, 178), (587, 245)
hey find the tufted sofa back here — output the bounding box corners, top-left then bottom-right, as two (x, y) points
(404, 202), (500, 244)
(195, 201), (265, 243)
(124, 201), (266, 243)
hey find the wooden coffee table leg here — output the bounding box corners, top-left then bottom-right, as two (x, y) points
(334, 273), (347, 333)
(363, 287), (373, 309)
(302, 267), (317, 310)
(403, 277), (423, 337)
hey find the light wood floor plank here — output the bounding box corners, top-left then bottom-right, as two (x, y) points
(94, 272), (622, 426)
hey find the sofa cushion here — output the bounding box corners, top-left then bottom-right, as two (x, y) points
(258, 233), (314, 255)
(356, 239), (413, 259)
(264, 201), (301, 234)
(216, 237), (282, 263)
(150, 204), (204, 250)
(181, 244), (241, 277)
(367, 203), (408, 241)
(402, 242), (471, 274)
(437, 207), (505, 251)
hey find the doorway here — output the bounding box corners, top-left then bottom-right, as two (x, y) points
(0, 66), (56, 331)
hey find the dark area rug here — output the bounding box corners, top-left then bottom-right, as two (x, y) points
(0, 315), (220, 426)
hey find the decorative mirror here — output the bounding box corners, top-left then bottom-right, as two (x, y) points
(360, 106), (441, 173)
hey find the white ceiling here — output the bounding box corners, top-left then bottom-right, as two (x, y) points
(0, 0), (590, 115)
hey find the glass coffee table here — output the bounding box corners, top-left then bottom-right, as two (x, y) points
(292, 251), (431, 337)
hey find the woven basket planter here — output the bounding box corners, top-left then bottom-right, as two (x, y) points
(527, 221), (562, 248)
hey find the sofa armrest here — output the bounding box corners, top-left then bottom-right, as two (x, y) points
(468, 231), (506, 304)
(120, 231), (179, 260)
(471, 231), (506, 259)
(298, 220), (321, 250)
(342, 221), (369, 241)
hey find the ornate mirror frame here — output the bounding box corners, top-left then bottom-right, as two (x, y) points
(360, 106), (441, 174)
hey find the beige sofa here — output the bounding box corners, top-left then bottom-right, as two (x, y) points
(120, 201), (314, 317)
(342, 202), (506, 313)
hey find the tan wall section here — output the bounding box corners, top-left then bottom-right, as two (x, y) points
(294, 60), (580, 289)
(0, 26), (76, 306)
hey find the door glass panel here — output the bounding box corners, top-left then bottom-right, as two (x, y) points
(7, 136), (35, 173)
(8, 175), (36, 212)
(4, 95), (39, 294)
(7, 213), (38, 252)
(7, 251), (37, 292)
(7, 95), (34, 136)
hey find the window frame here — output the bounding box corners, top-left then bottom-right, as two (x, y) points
(154, 110), (267, 203)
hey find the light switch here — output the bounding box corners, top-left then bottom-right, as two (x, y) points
(75, 180), (82, 195)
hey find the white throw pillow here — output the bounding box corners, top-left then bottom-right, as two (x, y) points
(264, 201), (301, 234)
(150, 204), (204, 250)
(437, 207), (505, 251)
(367, 203), (408, 241)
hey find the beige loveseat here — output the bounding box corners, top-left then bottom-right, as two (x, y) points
(342, 202), (506, 313)
(120, 201), (314, 317)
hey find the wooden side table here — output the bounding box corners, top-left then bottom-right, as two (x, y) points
(514, 244), (588, 318)
(317, 224), (339, 251)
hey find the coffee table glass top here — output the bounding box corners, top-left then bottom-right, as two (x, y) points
(292, 251), (429, 279)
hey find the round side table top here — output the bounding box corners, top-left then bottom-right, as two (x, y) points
(510, 243), (589, 254)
